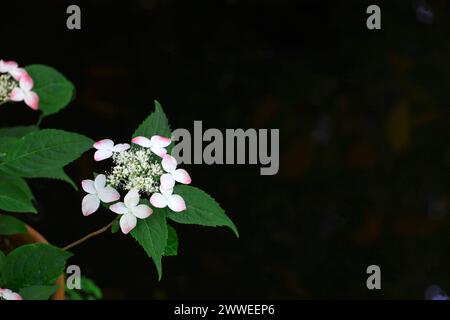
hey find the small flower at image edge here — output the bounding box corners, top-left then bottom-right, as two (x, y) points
(82, 174), (120, 216)
(132, 135), (171, 157)
(160, 154), (191, 189)
(93, 139), (130, 161)
(0, 288), (22, 300)
(110, 189), (153, 234)
(150, 186), (186, 213)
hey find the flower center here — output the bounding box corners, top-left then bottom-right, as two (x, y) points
(0, 73), (18, 104)
(106, 147), (163, 194)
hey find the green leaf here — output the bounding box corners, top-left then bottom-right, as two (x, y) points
(133, 100), (172, 140)
(131, 209), (168, 280)
(25, 65), (75, 117)
(2, 243), (72, 291)
(164, 224), (178, 256)
(0, 136), (19, 159)
(0, 215), (27, 235)
(111, 219), (120, 234)
(0, 129), (93, 177)
(28, 167), (78, 190)
(0, 126), (38, 138)
(0, 176), (36, 213)
(167, 185), (239, 237)
(80, 277), (102, 299)
(0, 250), (5, 275)
(19, 285), (59, 300)
(65, 276), (103, 300)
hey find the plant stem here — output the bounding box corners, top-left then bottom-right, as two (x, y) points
(62, 220), (115, 251)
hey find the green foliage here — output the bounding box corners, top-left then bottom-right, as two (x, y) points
(0, 129), (93, 178)
(133, 100), (172, 140)
(0, 250), (5, 277)
(25, 65), (75, 117)
(0, 215), (27, 235)
(19, 285), (59, 300)
(164, 224), (178, 256)
(0, 175), (36, 213)
(168, 185), (239, 237)
(0, 126), (38, 138)
(131, 208), (168, 280)
(65, 276), (103, 300)
(1, 243), (72, 291)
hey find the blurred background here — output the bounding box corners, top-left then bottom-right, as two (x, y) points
(1, 0), (450, 299)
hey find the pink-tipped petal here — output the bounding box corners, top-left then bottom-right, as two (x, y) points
(8, 292), (23, 300)
(94, 149), (113, 161)
(0, 60), (8, 73)
(124, 188), (140, 208)
(161, 154), (177, 173)
(167, 194), (186, 212)
(173, 169), (192, 184)
(150, 135), (172, 148)
(97, 186), (120, 203)
(19, 72), (34, 91)
(24, 91), (39, 110)
(150, 146), (167, 157)
(94, 174), (107, 190)
(132, 136), (152, 148)
(112, 143), (130, 153)
(9, 88), (25, 102)
(5, 61), (18, 69)
(10, 67), (27, 81)
(81, 179), (96, 194)
(0, 289), (22, 300)
(132, 204), (153, 219)
(150, 193), (167, 208)
(160, 173), (175, 190)
(120, 213), (137, 234)
(109, 202), (128, 215)
(93, 139), (114, 150)
(82, 194), (100, 216)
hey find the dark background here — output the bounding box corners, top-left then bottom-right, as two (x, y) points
(1, 0), (450, 299)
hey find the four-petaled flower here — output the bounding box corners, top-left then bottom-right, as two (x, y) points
(132, 135), (171, 157)
(150, 186), (186, 212)
(93, 139), (130, 161)
(81, 174), (120, 216)
(9, 72), (39, 110)
(0, 288), (22, 300)
(110, 189), (153, 234)
(160, 154), (191, 190)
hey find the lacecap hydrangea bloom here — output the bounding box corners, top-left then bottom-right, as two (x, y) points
(81, 134), (191, 234)
(0, 59), (38, 110)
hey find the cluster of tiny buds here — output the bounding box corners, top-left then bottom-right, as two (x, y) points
(0, 73), (17, 104)
(107, 147), (163, 194)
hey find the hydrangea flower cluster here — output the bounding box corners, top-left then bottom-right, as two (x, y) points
(0, 59), (39, 110)
(81, 135), (191, 234)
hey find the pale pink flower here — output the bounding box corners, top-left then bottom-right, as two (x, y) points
(81, 174), (120, 216)
(9, 72), (39, 110)
(160, 154), (191, 190)
(0, 60), (39, 110)
(0, 288), (22, 300)
(110, 189), (152, 234)
(93, 139), (130, 161)
(131, 135), (171, 157)
(150, 186), (186, 213)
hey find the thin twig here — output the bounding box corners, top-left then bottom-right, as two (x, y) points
(63, 220), (115, 251)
